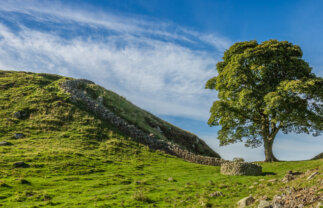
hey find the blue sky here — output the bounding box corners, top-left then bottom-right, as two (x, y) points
(0, 0), (322, 161)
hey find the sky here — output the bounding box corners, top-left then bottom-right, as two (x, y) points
(0, 0), (322, 161)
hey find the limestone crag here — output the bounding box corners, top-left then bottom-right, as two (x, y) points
(60, 79), (225, 166)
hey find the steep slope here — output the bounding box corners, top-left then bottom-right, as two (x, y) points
(0, 70), (219, 159)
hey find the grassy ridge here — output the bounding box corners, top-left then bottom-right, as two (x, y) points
(0, 71), (322, 207)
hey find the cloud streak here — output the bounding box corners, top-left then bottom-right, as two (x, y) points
(0, 0), (231, 120)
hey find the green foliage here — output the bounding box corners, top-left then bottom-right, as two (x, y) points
(206, 40), (323, 160)
(232, 157), (245, 162)
(311, 152), (323, 160)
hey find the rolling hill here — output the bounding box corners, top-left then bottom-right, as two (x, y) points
(0, 70), (322, 207)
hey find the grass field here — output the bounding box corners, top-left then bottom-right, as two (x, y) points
(0, 71), (322, 207)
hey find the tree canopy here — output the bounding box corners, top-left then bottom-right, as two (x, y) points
(206, 40), (323, 161)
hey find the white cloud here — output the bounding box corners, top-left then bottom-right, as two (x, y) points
(1, 1), (320, 162)
(0, 2), (227, 121)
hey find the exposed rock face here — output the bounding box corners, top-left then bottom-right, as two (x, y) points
(237, 196), (255, 207)
(220, 162), (262, 176)
(60, 79), (224, 166)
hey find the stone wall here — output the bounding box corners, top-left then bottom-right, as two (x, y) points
(220, 162), (262, 176)
(60, 79), (225, 166)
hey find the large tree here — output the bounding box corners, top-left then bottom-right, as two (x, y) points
(206, 40), (323, 162)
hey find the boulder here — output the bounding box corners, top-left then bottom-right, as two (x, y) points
(237, 196), (255, 207)
(13, 161), (30, 168)
(221, 162), (262, 176)
(258, 200), (272, 208)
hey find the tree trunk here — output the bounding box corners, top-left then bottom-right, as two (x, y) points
(263, 138), (279, 162)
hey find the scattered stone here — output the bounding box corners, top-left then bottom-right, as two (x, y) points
(281, 171), (302, 183)
(258, 200), (272, 208)
(268, 179), (278, 183)
(316, 201), (322, 208)
(209, 191), (223, 198)
(237, 196), (255, 207)
(0, 141), (13, 146)
(167, 177), (174, 182)
(272, 186), (321, 207)
(259, 178), (265, 182)
(14, 133), (24, 139)
(307, 172), (319, 180)
(221, 162), (262, 176)
(13, 161), (30, 168)
(249, 186), (254, 189)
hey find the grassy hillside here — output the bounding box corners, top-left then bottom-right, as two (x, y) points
(0, 70), (217, 157)
(0, 70), (322, 207)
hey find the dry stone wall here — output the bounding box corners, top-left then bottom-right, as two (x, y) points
(60, 79), (225, 166)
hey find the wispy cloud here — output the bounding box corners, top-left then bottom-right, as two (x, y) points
(0, 0), (230, 120)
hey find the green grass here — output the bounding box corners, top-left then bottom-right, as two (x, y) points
(0, 70), (322, 207)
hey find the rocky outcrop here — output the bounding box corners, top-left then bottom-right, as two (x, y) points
(60, 79), (224, 166)
(220, 162), (262, 176)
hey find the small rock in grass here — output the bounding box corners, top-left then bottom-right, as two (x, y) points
(14, 133), (24, 139)
(209, 191), (224, 198)
(316, 201), (322, 208)
(267, 179), (278, 183)
(307, 172), (319, 180)
(258, 200), (272, 208)
(0, 141), (13, 146)
(13, 161), (30, 168)
(237, 196), (255, 207)
(167, 177), (175, 182)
